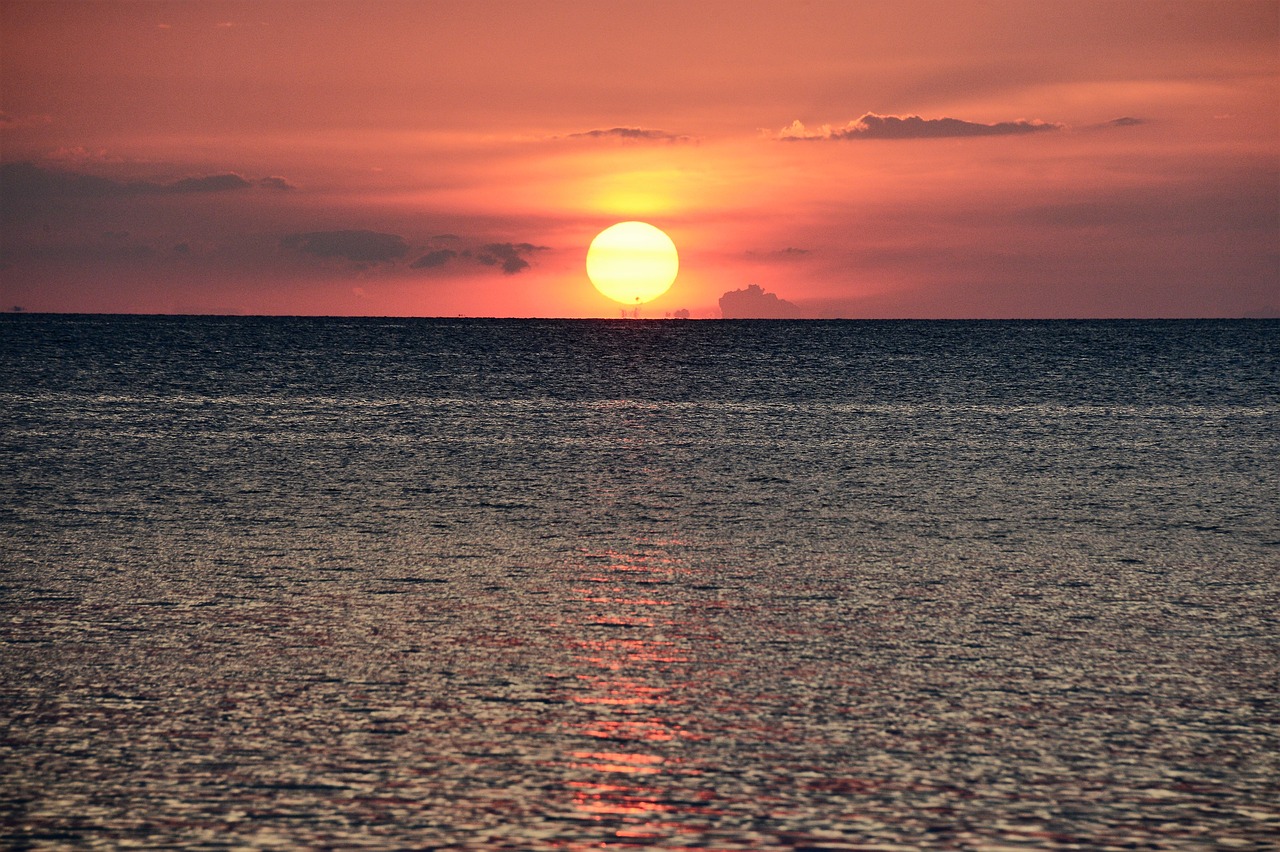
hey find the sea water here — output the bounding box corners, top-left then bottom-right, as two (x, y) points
(1, 316), (1277, 850)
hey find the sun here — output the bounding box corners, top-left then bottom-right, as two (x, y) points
(586, 222), (678, 305)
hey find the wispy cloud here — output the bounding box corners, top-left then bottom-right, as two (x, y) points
(1078, 116), (1147, 131)
(779, 113), (1060, 141)
(562, 127), (695, 143)
(0, 111), (53, 131)
(746, 247), (811, 260)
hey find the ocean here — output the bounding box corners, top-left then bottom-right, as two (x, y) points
(1, 315), (1276, 850)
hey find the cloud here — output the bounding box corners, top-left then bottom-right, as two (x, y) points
(746, 247), (811, 260)
(563, 127), (694, 143)
(2, 162), (122, 199)
(43, 146), (123, 164)
(257, 176), (296, 191)
(281, 230), (409, 263)
(473, 242), (548, 275)
(282, 235), (547, 275)
(0, 162), (284, 200)
(719, 284), (803, 319)
(410, 249), (457, 269)
(166, 174), (253, 192)
(1080, 116), (1147, 131)
(779, 113), (1060, 141)
(412, 241), (548, 275)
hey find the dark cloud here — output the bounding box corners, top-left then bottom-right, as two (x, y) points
(780, 113), (1060, 141)
(719, 284), (803, 319)
(0, 162), (286, 200)
(1079, 116), (1148, 131)
(258, 176), (296, 190)
(564, 127), (694, 143)
(3, 162), (127, 199)
(282, 230), (409, 263)
(410, 249), (457, 269)
(472, 242), (548, 275)
(411, 241), (548, 275)
(167, 173), (253, 192)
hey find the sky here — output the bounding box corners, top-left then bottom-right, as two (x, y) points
(1, 0), (1277, 318)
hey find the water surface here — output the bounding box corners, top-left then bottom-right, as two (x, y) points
(2, 316), (1277, 849)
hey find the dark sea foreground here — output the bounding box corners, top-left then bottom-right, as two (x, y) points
(1, 315), (1277, 850)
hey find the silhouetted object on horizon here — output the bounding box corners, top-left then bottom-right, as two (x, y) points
(719, 284), (802, 319)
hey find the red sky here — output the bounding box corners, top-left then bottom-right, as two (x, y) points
(2, 0), (1276, 317)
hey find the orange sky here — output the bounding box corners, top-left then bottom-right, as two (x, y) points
(2, 0), (1277, 317)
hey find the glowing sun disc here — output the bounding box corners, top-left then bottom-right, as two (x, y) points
(586, 221), (678, 305)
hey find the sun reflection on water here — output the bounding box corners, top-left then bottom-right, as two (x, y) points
(557, 542), (719, 845)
